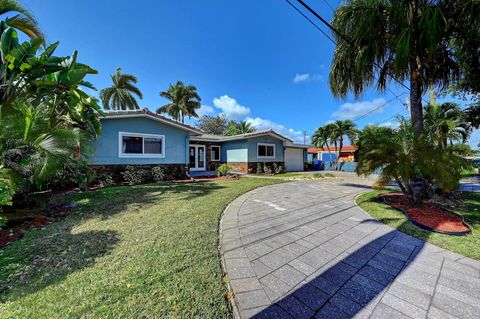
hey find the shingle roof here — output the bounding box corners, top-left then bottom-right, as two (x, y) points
(101, 108), (203, 134)
(190, 129), (293, 143)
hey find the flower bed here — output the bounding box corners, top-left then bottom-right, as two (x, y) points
(380, 193), (471, 235)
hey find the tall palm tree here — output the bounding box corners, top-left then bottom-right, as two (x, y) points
(311, 124), (335, 162)
(156, 81), (201, 123)
(330, 0), (473, 138)
(424, 102), (470, 148)
(100, 68), (143, 111)
(329, 120), (357, 169)
(238, 120), (255, 134)
(0, 0), (44, 41)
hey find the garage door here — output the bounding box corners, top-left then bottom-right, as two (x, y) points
(285, 148), (304, 172)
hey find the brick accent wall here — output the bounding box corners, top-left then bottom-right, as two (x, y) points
(90, 164), (188, 182)
(227, 162), (249, 174)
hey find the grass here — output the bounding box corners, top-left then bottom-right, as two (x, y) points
(0, 178), (282, 318)
(357, 190), (480, 260)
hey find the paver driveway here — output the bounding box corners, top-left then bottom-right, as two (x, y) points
(220, 181), (480, 319)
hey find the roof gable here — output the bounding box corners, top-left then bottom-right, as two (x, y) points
(190, 130), (293, 143)
(101, 109), (202, 134)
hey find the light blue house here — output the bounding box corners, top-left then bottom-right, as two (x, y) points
(90, 109), (308, 179)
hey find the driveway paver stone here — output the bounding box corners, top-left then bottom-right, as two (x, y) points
(220, 181), (480, 319)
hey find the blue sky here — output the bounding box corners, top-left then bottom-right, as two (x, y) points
(21, 0), (479, 146)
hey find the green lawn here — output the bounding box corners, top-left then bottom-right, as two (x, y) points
(0, 178), (282, 318)
(357, 191), (480, 260)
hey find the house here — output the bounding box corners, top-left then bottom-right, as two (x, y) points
(89, 109), (309, 179)
(307, 146), (358, 163)
(307, 146), (359, 172)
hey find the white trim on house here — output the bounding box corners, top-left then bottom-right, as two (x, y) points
(189, 144), (206, 171)
(257, 143), (276, 159)
(211, 145), (221, 161)
(118, 131), (165, 158)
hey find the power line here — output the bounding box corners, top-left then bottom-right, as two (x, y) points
(289, 0), (429, 105)
(352, 93), (406, 122)
(285, 0), (335, 43)
(286, 0), (407, 123)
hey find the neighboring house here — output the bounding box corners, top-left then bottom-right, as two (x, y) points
(89, 109), (309, 179)
(307, 146), (358, 163)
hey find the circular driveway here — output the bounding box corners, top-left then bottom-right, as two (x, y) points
(220, 180), (480, 319)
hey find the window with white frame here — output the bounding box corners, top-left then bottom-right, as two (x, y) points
(257, 143), (275, 158)
(119, 132), (165, 157)
(211, 145), (221, 161)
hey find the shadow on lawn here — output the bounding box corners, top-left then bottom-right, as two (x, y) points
(0, 181), (225, 302)
(0, 227), (119, 302)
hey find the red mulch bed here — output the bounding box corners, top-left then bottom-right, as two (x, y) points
(381, 193), (470, 234)
(0, 206), (72, 248)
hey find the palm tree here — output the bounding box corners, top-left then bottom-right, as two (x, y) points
(100, 68), (143, 111)
(0, 101), (85, 192)
(156, 81), (201, 123)
(238, 120), (255, 134)
(0, 0), (44, 41)
(311, 124), (335, 163)
(329, 1), (473, 138)
(424, 102), (470, 149)
(329, 120), (357, 169)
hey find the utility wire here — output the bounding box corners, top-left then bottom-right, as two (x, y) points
(286, 0), (407, 123)
(352, 93), (406, 122)
(285, 0), (335, 43)
(290, 0), (429, 105)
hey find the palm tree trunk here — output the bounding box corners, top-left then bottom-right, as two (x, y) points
(409, 63), (424, 137)
(338, 137), (343, 171)
(333, 139), (338, 170)
(325, 140), (333, 170)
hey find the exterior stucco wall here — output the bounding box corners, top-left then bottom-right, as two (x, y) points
(222, 140), (248, 163)
(246, 136), (285, 162)
(90, 117), (190, 165)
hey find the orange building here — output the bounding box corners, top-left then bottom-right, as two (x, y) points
(307, 145), (358, 162)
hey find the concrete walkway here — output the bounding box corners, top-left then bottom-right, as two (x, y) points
(220, 181), (480, 319)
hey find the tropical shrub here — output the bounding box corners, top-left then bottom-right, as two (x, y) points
(152, 166), (166, 182)
(216, 164), (232, 177)
(0, 175), (14, 207)
(256, 163), (263, 174)
(97, 174), (113, 188)
(121, 166), (147, 185)
(356, 117), (472, 203)
(263, 163), (272, 175)
(273, 163), (285, 174)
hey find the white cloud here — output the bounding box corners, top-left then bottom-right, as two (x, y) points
(246, 117), (307, 144)
(293, 73), (311, 83)
(197, 104), (215, 117)
(213, 95), (250, 119)
(379, 121), (399, 129)
(331, 98), (387, 120)
(293, 73), (323, 84)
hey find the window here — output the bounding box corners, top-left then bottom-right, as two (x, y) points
(119, 132), (165, 158)
(257, 143), (275, 158)
(211, 145), (221, 161)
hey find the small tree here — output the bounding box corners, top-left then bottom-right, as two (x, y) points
(195, 115), (227, 135)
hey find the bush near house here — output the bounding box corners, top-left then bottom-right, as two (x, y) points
(216, 164), (232, 177)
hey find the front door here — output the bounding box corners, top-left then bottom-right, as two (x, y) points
(189, 145), (206, 171)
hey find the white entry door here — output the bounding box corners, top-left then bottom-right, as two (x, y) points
(189, 145), (206, 171)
